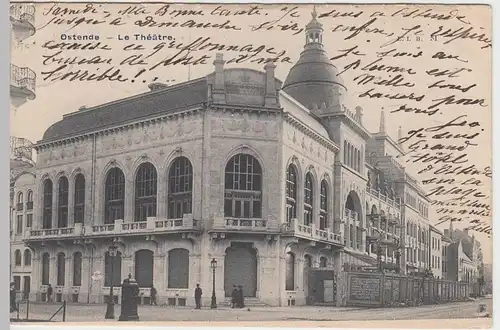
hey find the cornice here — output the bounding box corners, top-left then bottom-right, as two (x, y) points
(35, 104), (207, 151)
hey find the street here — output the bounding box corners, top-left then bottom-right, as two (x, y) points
(11, 298), (492, 323)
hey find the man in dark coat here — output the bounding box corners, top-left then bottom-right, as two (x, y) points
(231, 285), (238, 308)
(150, 285), (157, 306)
(10, 282), (18, 312)
(47, 284), (53, 302)
(237, 285), (245, 308)
(194, 284), (202, 309)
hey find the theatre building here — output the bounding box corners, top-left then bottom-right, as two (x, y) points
(22, 10), (408, 307)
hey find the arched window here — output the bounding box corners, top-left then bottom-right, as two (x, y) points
(42, 179), (53, 229)
(104, 251), (122, 287)
(167, 157), (193, 219)
(168, 248), (189, 288)
(135, 162), (158, 221)
(24, 249), (31, 266)
(57, 252), (65, 286)
(41, 253), (50, 285)
(73, 252), (82, 286)
(27, 190), (33, 202)
(14, 249), (21, 266)
(320, 179), (328, 230)
(357, 149), (361, 171)
(304, 172), (314, 226)
(285, 252), (295, 291)
(224, 154), (262, 219)
(285, 164), (297, 223)
(58, 177), (69, 228)
(74, 174), (85, 224)
(104, 168), (125, 224)
(17, 192), (23, 204)
(320, 257), (327, 268)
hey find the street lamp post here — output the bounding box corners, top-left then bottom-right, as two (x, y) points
(210, 258), (217, 309)
(105, 244), (118, 319)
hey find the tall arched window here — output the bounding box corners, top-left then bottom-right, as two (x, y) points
(58, 177), (69, 228)
(42, 179), (53, 229)
(24, 249), (31, 266)
(304, 172), (314, 226)
(104, 168), (125, 224)
(17, 192), (23, 204)
(285, 164), (297, 223)
(73, 252), (82, 286)
(167, 157), (193, 219)
(41, 253), (50, 285)
(343, 141), (348, 165)
(57, 252), (65, 286)
(285, 252), (295, 291)
(14, 249), (21, 266)
(320, 179), (328, 230)
(104, 251), (122, 287)
(74, 174), (85, 224)
(224, 154), (262, 219)
(27, 190), (33, 210)
(168, 248), (189, 288)
(135, 162), (158, 221)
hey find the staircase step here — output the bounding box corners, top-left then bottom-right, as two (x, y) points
(220, 298), (268, 307)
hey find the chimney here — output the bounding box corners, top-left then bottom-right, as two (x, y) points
(212, 53), (226, 103)
(355, 106), (363, 124)
(379, 108), (386, 134)
(264, 61), (277, 107)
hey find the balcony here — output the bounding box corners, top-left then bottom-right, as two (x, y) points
(88, 214), (201, 237)
(27, 223), (84, 240)
(16, 202), (23, 211)
(281, 218), (343, 246)
(10, 4), (36, 41)
(10, 64), (36, 106)
(366, 186), (401, 208)
(26, 201), (33, 210)
(224, 217), (268, 231)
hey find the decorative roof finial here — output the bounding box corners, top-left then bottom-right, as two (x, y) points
(379, 108), (386, 134)
(312, 6), (318, 19)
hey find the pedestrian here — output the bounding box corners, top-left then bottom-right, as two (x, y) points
(10, 282), (18, 312)
(231, 285), (238, 308)
(194, 284), (202, 309)
(150, 284), (157, 306)
(47, 284), (53, 303)
(238, 285), (245, 308)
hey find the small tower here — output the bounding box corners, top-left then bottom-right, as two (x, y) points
(305, 7), (323, 47)
(379, 109), (386, 134)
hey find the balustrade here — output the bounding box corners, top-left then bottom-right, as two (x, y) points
(10, 64), (36, 94)
(281, 218), (342, 245)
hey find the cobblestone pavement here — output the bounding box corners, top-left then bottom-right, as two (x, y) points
(10, 298), (492, 323)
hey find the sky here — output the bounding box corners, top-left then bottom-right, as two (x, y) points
(10, 3), (492, 261)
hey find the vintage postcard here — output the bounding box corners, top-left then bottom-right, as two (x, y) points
(9, 1), (492, 327)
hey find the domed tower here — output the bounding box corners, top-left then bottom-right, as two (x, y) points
(282, 8), (346, 114)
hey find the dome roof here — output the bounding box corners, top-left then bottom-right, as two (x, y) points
(282, 9), (346, 112)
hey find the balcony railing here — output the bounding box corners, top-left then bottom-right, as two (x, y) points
(224, 217), (268, 231)
(28, 224), (84, 239)
(10, 4), (35, 26)
(89, 214), (200, 236)
(10, 64), (36, 95)
(16, 202), (23, 211)
(366, 186), (401, 207)
(281, 219), (342, 245)
(26, 201), (33, 210)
